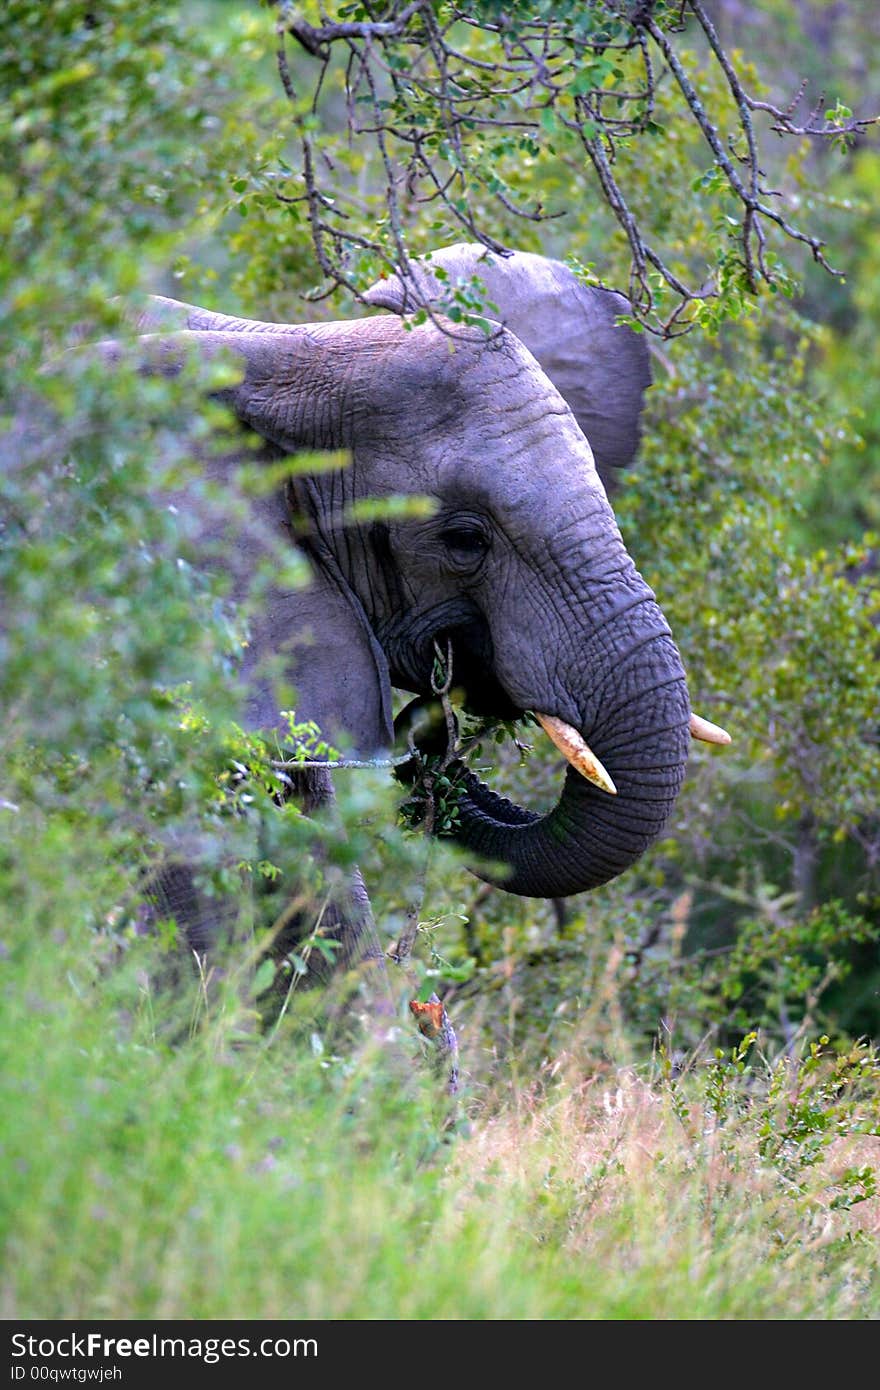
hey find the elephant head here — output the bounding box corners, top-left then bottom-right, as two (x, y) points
(117, 244), (721, 900)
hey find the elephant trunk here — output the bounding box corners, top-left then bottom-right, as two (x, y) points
(451, 612), (690, 898)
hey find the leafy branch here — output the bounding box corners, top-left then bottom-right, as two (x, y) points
(270, 0), (877, 336)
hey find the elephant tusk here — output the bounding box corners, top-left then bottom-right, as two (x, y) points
(535, 714), (617, 795)
(689, 712), (731, 745)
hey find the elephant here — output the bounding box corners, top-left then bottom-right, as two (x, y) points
(94, 243), (728, 973)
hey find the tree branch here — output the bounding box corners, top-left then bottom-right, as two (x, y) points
(269, 0), (877, 337)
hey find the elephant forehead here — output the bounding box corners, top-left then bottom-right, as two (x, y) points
(361, 325), (511, 413)
(361, 316), (554, 415)
(435, 393), (607, 518)
(362, 326), (606, 497)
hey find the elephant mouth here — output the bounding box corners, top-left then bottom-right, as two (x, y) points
(390, 609), (729, 898)
(438, 622), (522, 720)
(385, 608), (521, 721)
(414, 623), (619, 792)
(390, 614), (620, 795)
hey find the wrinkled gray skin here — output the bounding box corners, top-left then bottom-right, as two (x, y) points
(365, 243), (652, 491)
(115, 244), (691, 958)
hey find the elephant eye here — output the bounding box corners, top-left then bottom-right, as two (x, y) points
(440, 523), (491, 560)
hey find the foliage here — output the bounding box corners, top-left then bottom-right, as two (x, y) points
(3, 907), (879, 1318)
(267, 0), (876, 334)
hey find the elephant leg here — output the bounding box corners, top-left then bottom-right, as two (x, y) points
(138, 767), (390, 1019)
(263, 862), (388, 994)
(259, 766), (390, 1006)
(145, 859), (242, 958)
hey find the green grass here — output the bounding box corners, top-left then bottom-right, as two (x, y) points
(2, 880), (879, 1322)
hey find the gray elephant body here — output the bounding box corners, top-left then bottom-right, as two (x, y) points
(106, 247), (691, 952)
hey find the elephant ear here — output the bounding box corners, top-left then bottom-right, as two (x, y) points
(103, 313), (394, 757)
(363, 244), (651, 484)
(239, 525), (394, 759)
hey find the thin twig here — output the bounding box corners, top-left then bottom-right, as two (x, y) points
(269, 0), (876, 337)
(270, 755), (411, 771)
